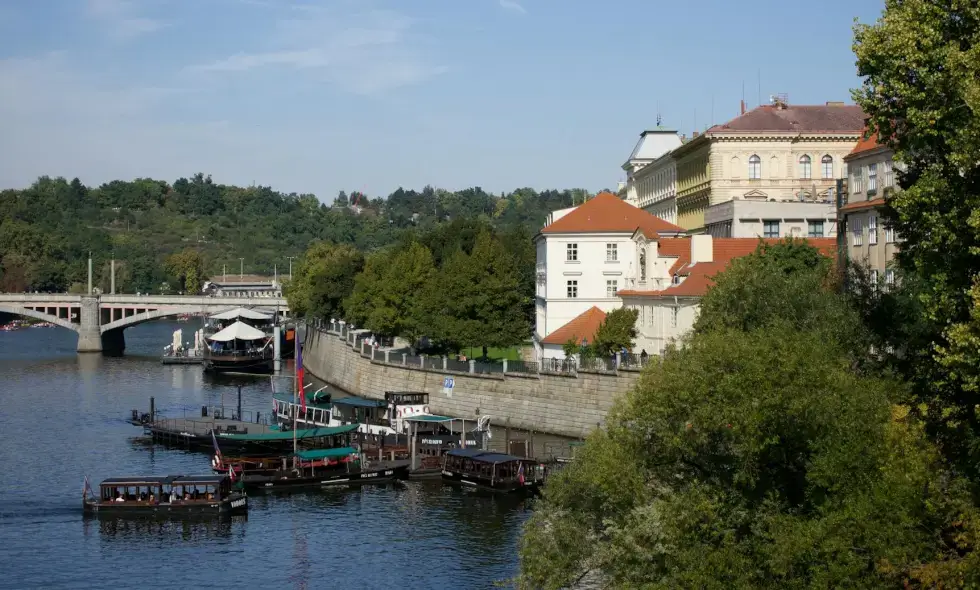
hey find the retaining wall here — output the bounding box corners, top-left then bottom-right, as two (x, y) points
(302, 326), (644, 439)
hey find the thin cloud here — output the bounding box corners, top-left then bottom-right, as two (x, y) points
(86, 0), (166, 40)
(499, 0), (526, 14)
(186, 6), (447, 95)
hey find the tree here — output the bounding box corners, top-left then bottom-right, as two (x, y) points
(163, 249), (205, 293)
(853, 2), (980, 472)
(288, 242), (364, 319)
(344, 252), (386, 327)
(590, 308), (638, 357)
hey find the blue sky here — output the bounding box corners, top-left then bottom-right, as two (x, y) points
(0, 0), (885, 201)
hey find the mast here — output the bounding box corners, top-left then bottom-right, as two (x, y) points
(292, 340), (298, 463)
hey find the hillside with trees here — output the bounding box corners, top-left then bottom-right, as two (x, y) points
(0, 174), (589, 294)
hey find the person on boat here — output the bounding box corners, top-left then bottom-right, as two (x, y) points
(169, 489), (177, 503)
(148, 493), (156, 505)
(114, 491), (125, 502)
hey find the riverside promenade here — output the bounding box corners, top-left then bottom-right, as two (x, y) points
(302, 322), (648, 440)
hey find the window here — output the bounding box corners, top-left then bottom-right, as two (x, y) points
(799, 155), (812, 179)
(871, 269), (879, 292)
(869, 216), (878, 245)
(885, 269), (896, 289)
(821, 155), (833, 179)
(852, 168), (863, 193)
(606, 243), (617, 262)
(867, 163), (878, 195)
(566, 243), (578, 261)
(763, 220), (780, 238)
(639, 251), (646, 280)
(885, 225), (895, 243)
(808, 220), (825, 238)
(606, 280), (618, 298)
(671, 307), (678, 328)
(647, 306), (654, 326)
(852, 220), (863, 246)
(748, 155), (761, 179)
(884, 161), (893, 187)
(566, 280), (578, 298)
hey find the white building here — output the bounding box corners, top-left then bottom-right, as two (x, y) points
(703, 198), (837, 239)
(622, 129), (683, 221)
(533, 191), (686, 359)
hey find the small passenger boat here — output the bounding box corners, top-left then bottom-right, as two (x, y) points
(239, 447), (411, 491)
(82, 474), (248, 516)
(441, 449), (545, 494)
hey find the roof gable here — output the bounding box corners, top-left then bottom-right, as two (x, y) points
(541, 192), (684, 236)
(541, 306), (606, 345)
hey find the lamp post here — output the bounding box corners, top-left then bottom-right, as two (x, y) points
(238, 258), (244, 279)
(286, 256), (296, 281)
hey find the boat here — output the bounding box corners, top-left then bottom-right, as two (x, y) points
(238, 447), (411, 491)
(440, 448), (546, 494)
(203, 307), (276, 374)
(82, 474), (248, 516)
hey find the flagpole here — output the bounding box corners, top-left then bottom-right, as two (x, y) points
(293, 340), (298, 466)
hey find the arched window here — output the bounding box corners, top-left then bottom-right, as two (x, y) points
(799, 155), (812, 179)
(748, 155), (761, 179)
(821, 155), (833, 179)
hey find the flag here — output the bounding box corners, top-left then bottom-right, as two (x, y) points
(297, 341), (306, 413)
(517, 462), (525, 485)
(228, 464), (236, 483)
(211, 429), (223, 469)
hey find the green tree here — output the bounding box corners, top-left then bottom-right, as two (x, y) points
(344, 251), (386, 327)
(590, 308), (639, 357)
(853, 1), (980, 472)
(163, 248), (205, 293)
(288, 242), (364, 319)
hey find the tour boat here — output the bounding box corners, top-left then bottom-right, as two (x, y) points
(82, 474), (248, 516)
(441, 448), (545, 494)
(238, 447), (411, 491)
(203, 308), (277, 374)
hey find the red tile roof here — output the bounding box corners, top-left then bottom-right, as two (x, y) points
(839, 197), (886, 213)
(618, 237), (837, 298)
(541, 191), (684, 236)
(846, 123), (892, 158)
(541, 306), (606, 345)
(706, 104), (866, 134)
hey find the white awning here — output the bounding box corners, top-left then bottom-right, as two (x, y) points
(209, 307), (272, 321)
(207, 321), (268, 342)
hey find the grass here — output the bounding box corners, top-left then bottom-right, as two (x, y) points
(461, 346), (522, 362)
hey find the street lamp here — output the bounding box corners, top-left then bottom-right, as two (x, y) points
(239, 258), (244, 279)
(286, 257), (296, 281)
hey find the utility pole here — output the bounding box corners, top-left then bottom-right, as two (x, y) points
(274, 263), (278, 284)
(239, 258), (244, 279)
(110, 257), (116, 295)
(223, 264), (226, 283)
(87, 252), (93, 295)
(286, 257), (295, 281)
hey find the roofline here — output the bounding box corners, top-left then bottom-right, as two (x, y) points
(707, 130), (864, 138)
(844, 144), (892, 161)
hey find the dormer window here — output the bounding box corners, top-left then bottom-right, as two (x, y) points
(672, 274), (680, 285)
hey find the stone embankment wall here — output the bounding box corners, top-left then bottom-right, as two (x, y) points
(302, 326), (645, 439)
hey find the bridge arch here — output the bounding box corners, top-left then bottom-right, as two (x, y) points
(0, 304), (78, 333)
(99, 305), (256, 333)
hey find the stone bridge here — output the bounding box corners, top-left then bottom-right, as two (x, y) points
(0, 293), (289, 353)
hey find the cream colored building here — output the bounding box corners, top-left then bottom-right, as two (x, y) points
(839, 129), (901, 286)
(622, 129), (683, 222)
(660, 99), (866, 233)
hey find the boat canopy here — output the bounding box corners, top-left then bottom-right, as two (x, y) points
(445, 448), (527, 464)
(207, 321), (267, 342)
(217, 424), (358, 441)
(332, 397), (386, 408)
(403, 414), (454, 423)
(209, 307), (272, 321)
(294, 446), (358, 461)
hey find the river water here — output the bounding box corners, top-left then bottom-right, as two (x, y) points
(0, 322), (531, 589)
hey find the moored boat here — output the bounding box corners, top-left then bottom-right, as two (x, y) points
(82, 474), (248, 516)
(239, 447), (411, 491)
(203, 307), (277, 374)
(441, 448), (545, 494)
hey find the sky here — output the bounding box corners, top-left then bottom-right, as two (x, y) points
(0, 0), (887, 201)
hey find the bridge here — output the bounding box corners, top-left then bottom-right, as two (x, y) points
(0, 294), (290, 353)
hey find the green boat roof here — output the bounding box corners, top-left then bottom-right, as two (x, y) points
(295, 446), (358, 461)
(403, 414), (454, 423)
(217, 424), (358, 441)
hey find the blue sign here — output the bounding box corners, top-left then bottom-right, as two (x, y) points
(443, 377), (455, 389)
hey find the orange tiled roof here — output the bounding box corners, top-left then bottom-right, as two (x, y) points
(839, 197), (886, 213)
(848, 127), (882, 157)
(618, 237), (837, 298)
(541, 192), (684, 236)
(541, 306), (606, 345)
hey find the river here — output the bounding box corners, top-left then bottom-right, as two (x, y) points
(0, 321), (531, 589)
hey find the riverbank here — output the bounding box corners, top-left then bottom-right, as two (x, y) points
(301, 323), (642, 440)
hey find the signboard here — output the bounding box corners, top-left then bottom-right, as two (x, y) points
(442, 376), (454, 397)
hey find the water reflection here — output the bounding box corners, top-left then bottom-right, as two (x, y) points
(86, 514), (246, 543)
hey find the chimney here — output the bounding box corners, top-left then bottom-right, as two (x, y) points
(826, 101), (845, 106)
(691, 234), (713, 264)
(740, 99), (746, 115)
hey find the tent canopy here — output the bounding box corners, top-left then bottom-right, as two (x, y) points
(207, 321), (268, 342)
(209, 307), (272, 321)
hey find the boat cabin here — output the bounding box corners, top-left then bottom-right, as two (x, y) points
(441, 448), (544, 492)
(384, 391), (430, 431)
(331, 397), (388, 428)
(96, 475), (235, 504)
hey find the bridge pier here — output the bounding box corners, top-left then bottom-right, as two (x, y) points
(76, 296), (103, 353)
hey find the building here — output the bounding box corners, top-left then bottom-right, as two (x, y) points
(533, 192), (686, 359)
(664, 98), (865, 234)
(622, 129), (684, 222)
(203, 275), (283, 298)
(618, 234), (837, 355)
(839, 127), (901, 287)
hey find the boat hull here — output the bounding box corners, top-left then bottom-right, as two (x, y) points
(203, 354), (274, 374)
(440, 470), (542, 494)
(242, 461), (410, 491)
(83, 494), (248, 517)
